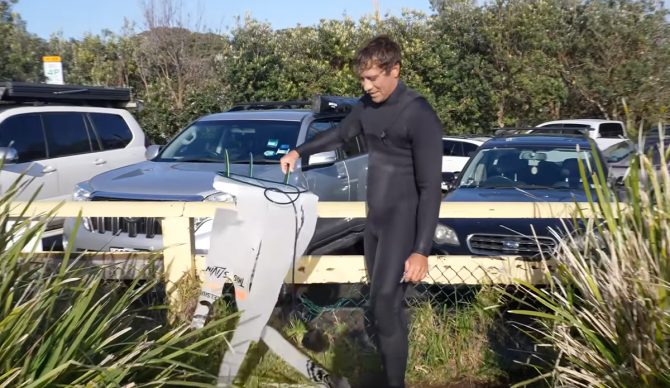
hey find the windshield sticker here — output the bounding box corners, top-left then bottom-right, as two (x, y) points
(276, 144), (290, 155)
(264, 150), (275, 157)
(267, 139), (279, 148)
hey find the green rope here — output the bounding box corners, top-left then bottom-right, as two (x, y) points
(224, 149), (230, 177)
(296, 294), (356, 321)
(248, 152), (253, 177)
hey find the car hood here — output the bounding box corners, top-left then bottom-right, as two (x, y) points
(87, 161), (285, 199)
(444, 187), (590, 202)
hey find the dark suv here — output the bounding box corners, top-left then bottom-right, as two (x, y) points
(433, 132), (607, 258)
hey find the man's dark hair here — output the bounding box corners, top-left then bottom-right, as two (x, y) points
(354, 35), (401, 74)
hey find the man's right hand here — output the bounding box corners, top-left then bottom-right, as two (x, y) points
(280, 150), (300, 174)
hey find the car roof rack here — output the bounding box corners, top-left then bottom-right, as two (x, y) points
(227, 100), (311, 112)
(227, 95), (360, 115)
(0, 81), (135, 108)
(444, 134), (491, 139)
(492, 126), (589, 137)
(311, 95), (359, 114)
(528, 126), (589, 136)
(491, 127), (533, 136)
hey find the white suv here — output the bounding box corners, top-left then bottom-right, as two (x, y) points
(0, 82), (147, 201)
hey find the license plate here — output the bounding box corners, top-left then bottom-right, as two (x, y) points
(110, 247), (139, 252)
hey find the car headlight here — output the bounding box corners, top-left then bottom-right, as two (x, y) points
(195, 191), (236, 229)
(73, 183), (93, 201)
(433, 223), (460, 245)
(204, 191), (236, 203)
(72, 183), (93, 231)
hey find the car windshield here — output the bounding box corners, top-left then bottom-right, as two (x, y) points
(158, 120), (301, 163)
(457, 146), (598, 189)
(602, 140), (636, 163)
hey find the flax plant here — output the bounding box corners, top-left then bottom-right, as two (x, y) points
(0, 174), (233, 387)
(509, 127), (670, 387)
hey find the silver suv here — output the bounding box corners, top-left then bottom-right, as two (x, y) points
(0, 82), (147, 201)
(63, 97), (368, 254)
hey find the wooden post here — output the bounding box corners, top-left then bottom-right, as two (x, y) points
(161, 216), (195, 303)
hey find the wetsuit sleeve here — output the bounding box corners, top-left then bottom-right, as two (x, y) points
(294, 103), (363, 157)
(408, 98), (443, 256)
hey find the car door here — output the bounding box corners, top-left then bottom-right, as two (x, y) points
(301, 117), (369, 254)
(300, 118), (350, 201)
(340, 133), (368, 201)
(87, 112), (144, 170)
(41, 112), (102, 200)
(0, 113), (59, 201)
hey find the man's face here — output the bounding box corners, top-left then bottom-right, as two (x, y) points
(359, 62), (400, 103)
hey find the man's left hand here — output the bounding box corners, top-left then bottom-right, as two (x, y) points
(403, 253), (428, 283)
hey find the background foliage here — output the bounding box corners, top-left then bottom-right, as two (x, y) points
(1, 0), (669, 142)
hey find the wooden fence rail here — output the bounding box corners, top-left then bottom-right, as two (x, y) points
(10, 201), (581, 291)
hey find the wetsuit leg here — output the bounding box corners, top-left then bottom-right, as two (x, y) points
(365, 207), (416, 388)
(363, 227), (380, 344)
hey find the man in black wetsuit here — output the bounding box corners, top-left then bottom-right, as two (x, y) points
(280, 35), (443, 388)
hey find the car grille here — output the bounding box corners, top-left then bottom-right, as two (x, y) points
(89, 216), (161, 238)
(467, 233), (556, 256)
(89, 196), (162, 238)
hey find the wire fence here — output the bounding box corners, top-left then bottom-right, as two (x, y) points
(230, 261), (545, 327)
(291, 282), (483, 324)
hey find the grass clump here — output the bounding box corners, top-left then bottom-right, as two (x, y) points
(0, 176), (233, 386)
(407, 289), (506, 386)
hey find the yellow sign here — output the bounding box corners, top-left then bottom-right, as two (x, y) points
(42, 56), (64, 84)
(42, 56), (62, 63)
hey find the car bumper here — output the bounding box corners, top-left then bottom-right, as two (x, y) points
(63, 216), (366, 255)
(432, 217), (570, 258)
(63, 217), (212, 253)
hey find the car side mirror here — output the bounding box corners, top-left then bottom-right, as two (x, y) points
(0, 147), (18, 164)
(145, 144), (162, 160)
(606, 175), (625, 190)
(308, 151), (337, 167)
(441, 172), (458, 191)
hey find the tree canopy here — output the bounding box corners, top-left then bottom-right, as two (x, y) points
(1, 0), (668, 142)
